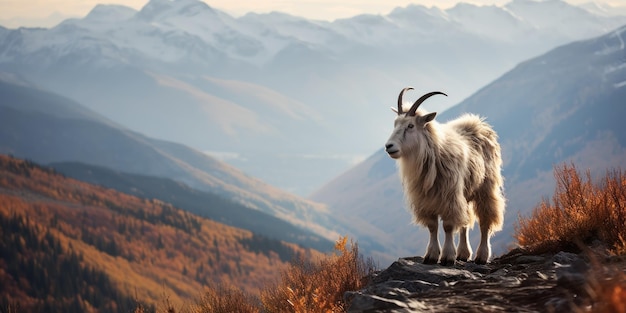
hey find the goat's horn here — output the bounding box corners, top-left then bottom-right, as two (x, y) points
(397, 87), (414, 115)
(406, 91), (447, 116)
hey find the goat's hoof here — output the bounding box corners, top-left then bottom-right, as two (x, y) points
(423, 256), (438, 264)
(474, 258), (488, 265)
(456, 256), (469, 262)
(440, 258), (456, 266)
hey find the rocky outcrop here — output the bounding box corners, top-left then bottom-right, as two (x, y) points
(346, 249), (594, 312)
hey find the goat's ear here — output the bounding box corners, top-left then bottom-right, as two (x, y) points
(422, 112), (437, 124)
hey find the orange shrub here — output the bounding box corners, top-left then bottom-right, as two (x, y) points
(261, 237), (375, 313)
(515, 163), (626, 254)
(158, 237), (375, 313)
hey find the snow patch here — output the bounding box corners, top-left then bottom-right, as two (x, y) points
(614, 80), (626, 89)
(604, 62), (626, 74)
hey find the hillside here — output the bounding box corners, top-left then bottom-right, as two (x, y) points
(0, 154), (321, 312)
(312, 24), (626, 262)
(50, 161), (332, 251)
(0, 77), (341, 246)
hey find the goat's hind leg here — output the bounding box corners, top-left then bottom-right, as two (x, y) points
(456, 226), (472, 262)
(440, 222), (457, 266)
(475, 224), (492, 265)
(474, 182), (505, 264)
(423, 217), (440, 264)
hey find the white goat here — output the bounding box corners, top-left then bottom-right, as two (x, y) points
(384, 87), (505, 265)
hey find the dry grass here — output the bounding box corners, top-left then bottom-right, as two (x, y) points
(188, 284), (260, 313)
(148, 236), (375, 313)
(515, 163), (626, 255)
(261, 236), (375, 313)
(515, 163), (626, 312)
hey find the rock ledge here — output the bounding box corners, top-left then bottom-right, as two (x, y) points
(346, 250), (592, 312)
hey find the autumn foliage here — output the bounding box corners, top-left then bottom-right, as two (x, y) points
(0, 154), (374, 313)
(260, 236), (374, 312)
(515, 163), (626, 255)
(0, 155), (318, 312)
(515, 163), (626, 313)
(171, 236), (374, 313)
(129, 236), (374, 313)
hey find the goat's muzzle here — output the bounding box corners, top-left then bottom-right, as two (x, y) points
(385, 143), (400, 158)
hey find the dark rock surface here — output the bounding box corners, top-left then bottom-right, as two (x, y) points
(346, 249), (594, 312)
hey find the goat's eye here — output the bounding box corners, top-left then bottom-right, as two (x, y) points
(407, 124), (414, 129)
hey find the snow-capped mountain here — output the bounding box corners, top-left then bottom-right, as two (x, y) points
(0, 0), (625, 197)
(580, 2), (626, 17)
(504, 0), (626, 40)
(84, 4), (137, 23)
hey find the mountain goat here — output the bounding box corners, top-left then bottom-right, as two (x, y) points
(385, 87), (505, 265)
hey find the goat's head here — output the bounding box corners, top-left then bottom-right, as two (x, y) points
(385, 87), (447, 159)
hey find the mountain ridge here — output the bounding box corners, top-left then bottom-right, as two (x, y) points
(49, 160), (334, 251)
(0, 77), (342, 245)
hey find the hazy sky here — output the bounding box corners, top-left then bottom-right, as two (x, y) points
(1, 0), (624, 27)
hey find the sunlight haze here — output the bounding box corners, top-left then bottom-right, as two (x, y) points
(1, 0), (625, 28)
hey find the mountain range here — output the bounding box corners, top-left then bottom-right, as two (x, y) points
(312, 23), (626, 261)
(1, 0), (625, 195)
(0, 76), (341, 247)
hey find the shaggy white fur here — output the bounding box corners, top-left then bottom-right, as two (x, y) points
(385, 87), (505, 265)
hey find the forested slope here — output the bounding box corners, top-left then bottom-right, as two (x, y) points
(0, 155), (319, 312)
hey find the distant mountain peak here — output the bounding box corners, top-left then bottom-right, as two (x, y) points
(136, 0), (174, 20)
(388, 3), (447, 20)
(506, 0), (583, 11)
(583, 2), (626, 17)
(177, 0), (216, 16)
(451, 2), (481, 9)
(84, 4), (137, 22)
(509, 0), (563, 4)
(241, 11), (307, 23)
(137, 0), (216, 21)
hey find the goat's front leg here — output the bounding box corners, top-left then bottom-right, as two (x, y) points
(423, 218), (440, 264)
(441, 222), (457, 266)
